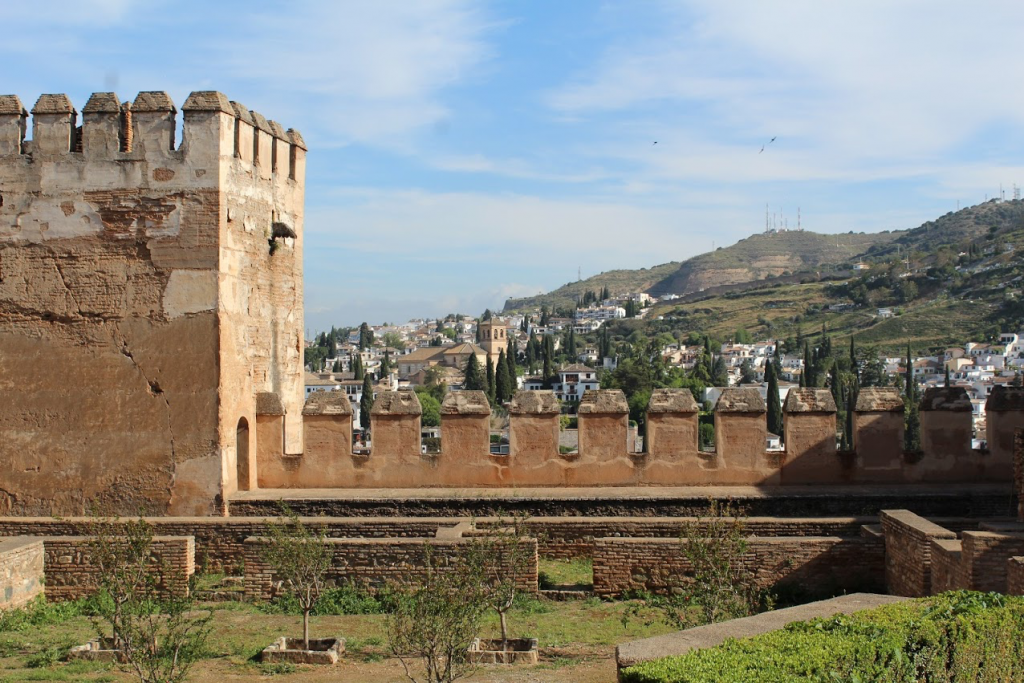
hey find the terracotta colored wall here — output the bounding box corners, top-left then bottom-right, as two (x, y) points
(854, 412), (904, 470)
(509, 413), (559, 468)
(578, 413), (628, 461)
(441, 414), (489, 466)
(880, 510), (956, 597)
(781, 413), (838, 484)
(988, 410), (1024, 472)
(0, 538), (44, 611)
(714, 413), (769, 471)
(920, 410), (973, 462)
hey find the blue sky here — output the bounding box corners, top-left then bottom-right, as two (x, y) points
(7, 1), (1024, 332)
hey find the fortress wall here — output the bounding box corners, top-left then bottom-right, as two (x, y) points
(880, 509), (957, 597)
(253, 388), (1021, 489)
(0, 91), (304, 516)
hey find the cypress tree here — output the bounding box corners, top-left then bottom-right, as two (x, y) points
(842, 385), (856, 451)
(464, 353), (485, 391)
(802, 342), (813, 387)
(353, 354), (364, 380)
(507, 336), (517, 376)
(829, 362), (842, 408)
(526, 334), (537, 374)
(944, 366), (950, 388)
(496, 350), (511, 404)
(359, 374), (374, 432)
(766, 361), (784, 441)
(849, 337), (858, 387)
(567, 327), (577, 357)
(380, 348), (391, 377)
(486, 356), (496, 405)
(904, 343), (921, 453)
(542, 335), (554, 389)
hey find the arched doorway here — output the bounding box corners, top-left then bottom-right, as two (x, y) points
(236, 417), (251, 491)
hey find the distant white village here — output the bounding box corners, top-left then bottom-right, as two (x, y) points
(305, 290), (1023, 449)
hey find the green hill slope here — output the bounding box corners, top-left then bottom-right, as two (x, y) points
(502, 262), (681, 314)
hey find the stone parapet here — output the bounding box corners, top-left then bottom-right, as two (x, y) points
(440, 391), (490, 468)
(644, 389), (699, 469)
(920, 387), (973, 463)
(986, 387), (1024, 476)
(1007, 556), (1024, 595)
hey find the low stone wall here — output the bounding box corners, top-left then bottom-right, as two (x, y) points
(243, 536), (538, 600)
(43, 536), (195, 601)
(1007, 557), (1024, 595)
(880, 510), (957, 597)
(0, 538), (44, 611)
(960, 531), (1024, 593)
(929, 538), (966, 594)
(591, 535), (884, 598)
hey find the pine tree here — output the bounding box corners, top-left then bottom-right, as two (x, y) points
(766, 361), (784, 441)
(711, 355), (729, 387)
(495, 350), (511, 404)
(359, 374), (374, 432)
(486, 356), (496, 405)
(464, 353), (485, 391)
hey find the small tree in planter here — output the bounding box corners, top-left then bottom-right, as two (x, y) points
(386, 543), (490, 683)
(83, 515), (213, 683)
(261, 505), (334, 655)
(469, 514), (538, 659)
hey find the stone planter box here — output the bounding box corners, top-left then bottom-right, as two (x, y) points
(467, 638), (539, 665)
(260, 637), (344, 665)
(68, 638), (126, 663)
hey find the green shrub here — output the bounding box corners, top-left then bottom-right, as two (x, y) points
(261, 584), (392, 616)
(620, 592), (1024, 683)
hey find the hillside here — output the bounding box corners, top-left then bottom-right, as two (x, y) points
(502, 262), (680, 313)
(647, 230), (895, 297)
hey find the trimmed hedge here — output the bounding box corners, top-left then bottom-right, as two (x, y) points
(621, 592), (1024, 683)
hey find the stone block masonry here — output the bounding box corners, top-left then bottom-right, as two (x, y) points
(880, 510), (956, 597)
(43, 536), (195, 601)
(0, 537), (44, 611)
(243, 536), (538, 601)
(592, 535), (884, 598)
(0, 90), (305, 517)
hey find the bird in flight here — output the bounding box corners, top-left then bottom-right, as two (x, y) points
(653, 141), (658, 145)
(759, 145), (764, 154)
(770, 136), (777, 143)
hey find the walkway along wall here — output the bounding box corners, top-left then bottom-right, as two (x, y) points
(249, 386), (1021, 489)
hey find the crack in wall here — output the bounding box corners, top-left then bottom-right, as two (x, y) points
(48, 250), (83, 318)
(111, 323), (177, 471)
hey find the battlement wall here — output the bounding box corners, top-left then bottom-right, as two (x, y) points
(248, 387), (1018, 490)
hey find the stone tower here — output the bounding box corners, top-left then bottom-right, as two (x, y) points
(0, 90), (305, 516)
(478, 318), (508, 368)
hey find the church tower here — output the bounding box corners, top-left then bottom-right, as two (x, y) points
(478, 318), (508, 368)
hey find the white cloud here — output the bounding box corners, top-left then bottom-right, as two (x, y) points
(218, 0), (496, 147)
(546, 1), (1024, 175)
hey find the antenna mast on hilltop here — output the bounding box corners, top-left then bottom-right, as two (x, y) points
(798, 207), (801, 231)
(765, 203), (770, 234)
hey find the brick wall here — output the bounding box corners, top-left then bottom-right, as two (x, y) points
(929, 538), (966, 594)
(880, 510), (956, 597)
(43, 536), (195, 601)
(243, 536), (538, 600)
(591, 535), (884, 598)
(0, 538), (44, 611)
(1006, 556), (1024, 595)
(960, 531), (1024, 593)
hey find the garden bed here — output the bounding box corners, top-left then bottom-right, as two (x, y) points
(260, 636), (344, 665)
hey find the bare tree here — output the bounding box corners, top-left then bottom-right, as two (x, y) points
(261, 505), (332, 650)
(470, 514), (537, 651)
(386, 543), (489, 683)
